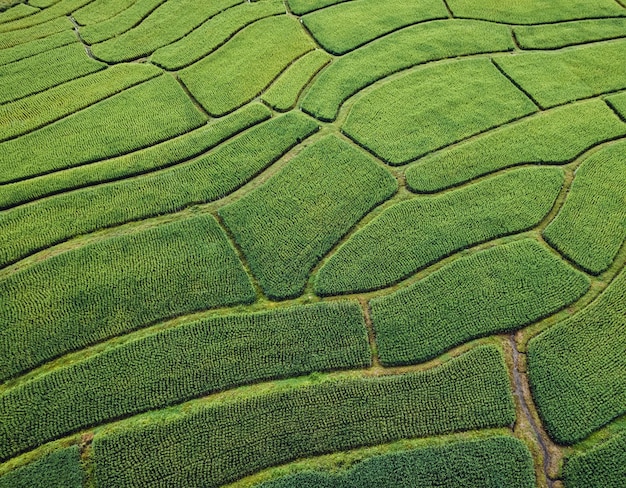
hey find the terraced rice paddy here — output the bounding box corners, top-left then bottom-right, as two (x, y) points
(0, 0), (625, 487)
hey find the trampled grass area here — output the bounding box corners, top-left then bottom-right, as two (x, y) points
(0, 1), (625, 486)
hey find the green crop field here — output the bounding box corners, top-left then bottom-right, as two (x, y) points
(0, 0), (624, 487)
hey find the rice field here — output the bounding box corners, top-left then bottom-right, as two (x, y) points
(0, 0), (624, 486)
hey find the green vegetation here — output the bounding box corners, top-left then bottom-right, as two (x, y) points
(343, 58), (537, 165)
(151, 0), (285, 70)
(0, 302), (370, 460)
(80, 0), (167, 44)
(180, 16), (314, 116)
(0, 215), (254, 381)
(0, 43), (104, 104)
(262, 50), (331, 111)
(370, 239), (589, 365)
(543, 140), (626, 274)
(0, 0), (91, 32)
(0, 4), (37, 24)
(0, 30), (75, 65)
(0, 447), (83, 488)
(0, 16), (69, 49)
(92, 345), (515, 487)
(219, 135), (397, 299)
(446, 0), (625, 24)
(563, 432), (626, 488)
(0, 74), (206, 183)
(0, 103), (270, 209)
(494, 39), (626, 108)
(514, 18), (626, 49)
(91, 0), (241, 62)
(301, 0), (447, 55)
(0, 112), (318, 267)
(0, 63), (161, 141)
(259, 436), (535, 488)
(301, 19), (513, 121)
(528, 267), (626, 444)
(317, 167), (564, 295)
(287, 0), (347, 15)
(607, 90), (626, 118)
(73, 0), (135, 25)
(405, 100), (626, 192)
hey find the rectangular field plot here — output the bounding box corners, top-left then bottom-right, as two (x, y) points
(528, 267), (626, 444)
(0, 16), (69, 49)
(0, 43), (104, 104)
(404, 100), (626, 192)
(261, 50), (331, 112)
(0, 112), (318, 267)
(514, 18), (626, 50)
(0, 446), (83, 488)
(301, 0), (447, 54)
(0, 301), (369, 461)
(151, 0), (285, 71)
(180, 16), (314, 116)
(0, 63), (162, 141)
(0, 74), (206, 183)
(543, 139), (626, 274)
(342, 58), (537, 165)
(316, 167), (564, 295)
(219, 135), (397, 300)
(0, 214), (255, 382)
(72, 0), (136, 25)
(370, 239), (589, 366)
(446, 0), (625, 24)
(92, 345), (515, 488)
(493, 39), (626, 108)
(90, 0), (242, 62)
(564, 432), (626, 488)
(259, 436), (535, 488)
(0, 103), (271, 209)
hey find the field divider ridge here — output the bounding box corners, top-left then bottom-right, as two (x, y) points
(67, 14), (97, 60)
(490, 58), (544, 109)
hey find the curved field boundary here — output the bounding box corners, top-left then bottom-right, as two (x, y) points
(79, 0), (167, 44)
(0, 112), (319, 268)
(316, 167), (565, 295)
(0, 103), (270, 209)
(92, 345), (515, 487)
(493, 38), (626, 108)
(301, 19), (513, 121)
(563, 432), (626, 487)
(287, 0), (352, 15)
(0, 301), (370, 461)
(179, 16), (315, 117)
(258, 436), (535, 488)
(0, 214), (255, 384)
(404, 99), (626, 192)
(0, 446), (83, 488)
(370, 239), (590, 366)
(262, 49), (331, 112)
(0, 74), (208, 184)
(0, 43), (104, 105)
(0, 16), (70, 49)
(342, 57), (537, 165)
(151, 0), (284, 71)
(527, 266), (626, 442)
(0, 4), (38, 24)
(90, 0), (242, 62)
(0, 29), (75, 65)
(0, 63), (161, 141)
(72, 0), (135, 25)
(219, 135), (397, 300)
(301, 0), (447, 55)
(0, 0), (91, 32)
(543, 139), (626, 274)
(514, 18), (626, 49)
(446, 0), (626, 24)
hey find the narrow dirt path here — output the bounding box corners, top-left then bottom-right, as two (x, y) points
(68, 15), (97, 60)
(509, 334), (555, 488)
